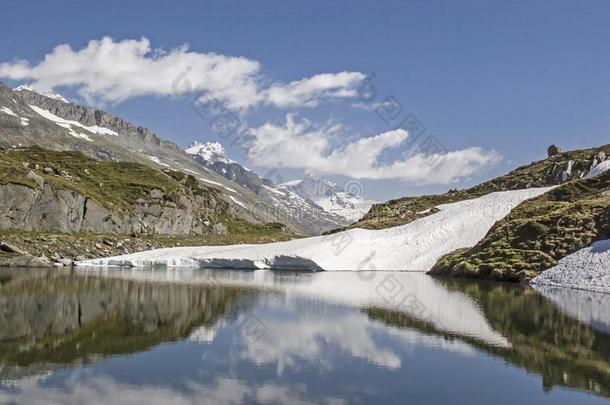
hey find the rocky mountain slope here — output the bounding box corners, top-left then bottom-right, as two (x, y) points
(0, 147), (295, 267)
(0, 147), (231, 236)
(186, 142), (351, 234)
(0, 82), (320, 235)
(350, 144), (610, 230)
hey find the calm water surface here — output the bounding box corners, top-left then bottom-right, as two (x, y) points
(0, 267), (608, 404)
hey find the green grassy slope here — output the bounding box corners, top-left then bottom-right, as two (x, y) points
(350, 144), (609, 230)
(429, 170), (610, 281)
(0, 146), (220, 212)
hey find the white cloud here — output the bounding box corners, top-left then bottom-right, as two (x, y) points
(245, 114), (501, 184)
(263, 71), (366, 108)
(0, 37), (366, 110)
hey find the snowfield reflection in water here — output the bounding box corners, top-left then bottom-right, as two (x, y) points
(0, 268), (609, 404)
(80, 188), (553, 270)
(83, 268), (511, 347)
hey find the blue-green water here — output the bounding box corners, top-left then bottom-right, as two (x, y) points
(0, 268), (608, 404)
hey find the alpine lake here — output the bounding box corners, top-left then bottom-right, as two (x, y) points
(0, 267), (608, 404)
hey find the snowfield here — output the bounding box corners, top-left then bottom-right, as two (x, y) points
(145, 155), (171, 167)
(1, 106), (29, 126)
(531, 239), (610, 293)
(79, 187), (552, 270)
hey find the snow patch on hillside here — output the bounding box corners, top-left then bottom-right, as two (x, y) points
(531, 239), (610, 293)
(263, 184), (287, 196)
(0, 106), (17, 117)
(146, 155), (170, 167)
(586, 160), (610, 179)
(79, 187), (552, 270)
(200, 178), (223, 186)
(1, 106), (30, 127)
(229, 195), (246, 208)
(29, 105), (118, 140)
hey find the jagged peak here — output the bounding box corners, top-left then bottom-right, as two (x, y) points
(185, 141), (233, 164)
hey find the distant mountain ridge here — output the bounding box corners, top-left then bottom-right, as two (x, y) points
(184, 141), (375, 224)
(280, 175), (376, 222)
(185, 141), (352, 234)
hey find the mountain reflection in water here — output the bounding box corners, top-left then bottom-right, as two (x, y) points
(0, 268), (608, 404)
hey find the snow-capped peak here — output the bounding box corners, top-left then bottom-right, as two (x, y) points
(185, 141), (233, 164)
(14, 84), (69, 103)
(279, 175), (377, 222)
(277, 175), (331, 197)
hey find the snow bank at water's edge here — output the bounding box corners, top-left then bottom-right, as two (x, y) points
(531, 239), (610, 294)
(79, 188), (552, 270)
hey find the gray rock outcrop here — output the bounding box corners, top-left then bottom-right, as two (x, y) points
(0, 181), (227, 236)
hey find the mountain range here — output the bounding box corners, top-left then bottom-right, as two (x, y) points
(0, 82), (373, 236)
(185, 141), (375, 233)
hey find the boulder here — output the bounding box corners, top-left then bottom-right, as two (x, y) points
(0, 242), (26, 255)
(26, 170), (45, 189)
(547, 144), (561, 157)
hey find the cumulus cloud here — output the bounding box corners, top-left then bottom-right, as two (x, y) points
(0, 37), (366, 109)
(245, 114), (501, 184)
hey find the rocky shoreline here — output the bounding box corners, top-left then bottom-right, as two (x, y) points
(0, 227), (295, 268)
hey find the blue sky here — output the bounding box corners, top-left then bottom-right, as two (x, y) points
(1, 0), (609, 200)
